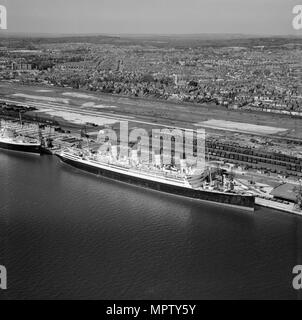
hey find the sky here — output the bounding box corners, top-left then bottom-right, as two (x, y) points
(1, 0), (301, 35)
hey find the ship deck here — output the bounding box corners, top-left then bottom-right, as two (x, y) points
(60, 151), (249, 196)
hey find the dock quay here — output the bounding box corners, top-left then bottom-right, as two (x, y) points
(1, 116), (302, 216)
(255, 198), (302, 216)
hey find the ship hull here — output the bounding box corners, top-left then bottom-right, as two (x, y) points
(0, 140), (41, 154)
(58, 155), (255, 211)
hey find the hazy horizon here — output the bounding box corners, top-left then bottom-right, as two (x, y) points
(1, 0), (301, 36)
(1, 31), (302, 37)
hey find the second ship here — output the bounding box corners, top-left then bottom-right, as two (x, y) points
(0, 126), (41, 154)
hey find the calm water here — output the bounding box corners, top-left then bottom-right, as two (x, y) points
(0, 150), (302, 300)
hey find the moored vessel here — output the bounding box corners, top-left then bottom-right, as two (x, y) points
(0, 127), (41, 154)
(57, 147), (255, 211)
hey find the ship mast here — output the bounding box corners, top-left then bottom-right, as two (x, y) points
(19, 112), (23, 129)
(81, 125), (90, 151)
(207, 145), (212, 185)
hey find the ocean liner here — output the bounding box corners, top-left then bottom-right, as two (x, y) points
(0, 127), (41, 154)
(58, 146), (255, 211)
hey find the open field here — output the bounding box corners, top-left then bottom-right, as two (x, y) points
(196, 119), (288, 135)
(13, 93), (70, 104)
(1, 82), (302, 140)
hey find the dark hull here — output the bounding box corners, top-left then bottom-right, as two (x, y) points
(58, 155), (255, 211)
(0, 141), (41, 154)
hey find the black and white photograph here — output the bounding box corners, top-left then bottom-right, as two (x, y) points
(0, 0), (302, 303)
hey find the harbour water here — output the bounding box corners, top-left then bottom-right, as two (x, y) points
(0, 150), (302, 300)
